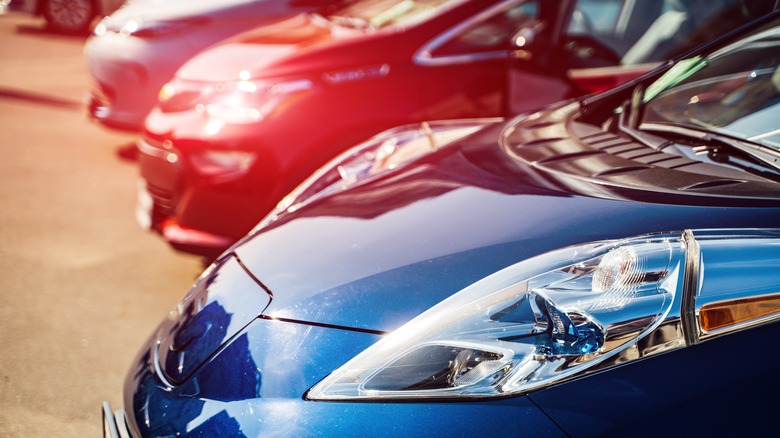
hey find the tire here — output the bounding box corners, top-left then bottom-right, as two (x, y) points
(41, 0), (96, 34)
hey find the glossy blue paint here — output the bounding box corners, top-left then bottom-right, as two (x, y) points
(125, 127), (780, 435)
(114, 10), (780, 437)
(528, 322), (780, 437)
(235, 127), (780, 333)
(125, 319), (565, 437)
(155, 255), (271, 384)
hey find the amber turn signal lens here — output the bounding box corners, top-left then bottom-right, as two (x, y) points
(700, 294), (780, 332)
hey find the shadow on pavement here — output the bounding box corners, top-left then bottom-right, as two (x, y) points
(14, 23), (91, 40)
(116, 142), (140, 162)
(0, 87), (83, 111)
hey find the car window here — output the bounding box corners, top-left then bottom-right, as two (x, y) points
(641, 21), (780, 150)
(428, 1), (540, 58)
(568, 0), (623, 35)
(564, 0), (778, 68)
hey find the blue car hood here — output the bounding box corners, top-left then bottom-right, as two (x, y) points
(233, 119), (780, 333)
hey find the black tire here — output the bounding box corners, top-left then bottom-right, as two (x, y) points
(41, 0), (96, 34)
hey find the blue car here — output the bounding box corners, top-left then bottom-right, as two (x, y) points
(104, 9), (780, 437)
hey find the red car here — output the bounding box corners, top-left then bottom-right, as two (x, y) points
(137, 0), (776, 260)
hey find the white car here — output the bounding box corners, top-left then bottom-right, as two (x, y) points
(8, 0), (125, 33)
(85, 0), (348, 132)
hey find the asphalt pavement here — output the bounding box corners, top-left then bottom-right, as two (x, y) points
(0, 11), (203, 437)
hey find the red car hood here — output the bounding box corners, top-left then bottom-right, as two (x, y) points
(175, 13), (390, 82)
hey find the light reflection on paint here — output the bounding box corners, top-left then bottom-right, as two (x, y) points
(206, 118), (224, 136)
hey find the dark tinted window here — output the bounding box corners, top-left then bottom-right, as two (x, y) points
(565, 0), (777, 66)
(430, 1), (540, 57)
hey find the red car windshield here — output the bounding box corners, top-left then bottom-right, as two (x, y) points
(326, 0), (455, 30)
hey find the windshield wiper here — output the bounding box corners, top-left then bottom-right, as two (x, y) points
(613, 84), (679, 151)
(613, 56), (708, 138)
(627, 83), (644, 129)
(640, 122), (780, 175)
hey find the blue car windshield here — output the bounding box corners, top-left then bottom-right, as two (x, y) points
(640, 20), (780, 151)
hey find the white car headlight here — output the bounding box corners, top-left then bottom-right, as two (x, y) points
(94, 16), (209, 37)
(255, 118), (498, 229)
(307, 229), (780, 400)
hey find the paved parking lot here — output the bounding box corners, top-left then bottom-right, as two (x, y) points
(0, 11), (203, 437)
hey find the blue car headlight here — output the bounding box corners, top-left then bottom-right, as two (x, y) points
(307, 229), (780, 400)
